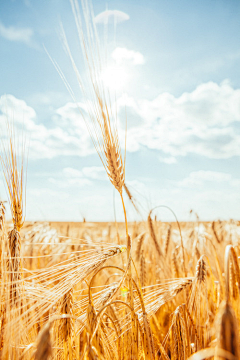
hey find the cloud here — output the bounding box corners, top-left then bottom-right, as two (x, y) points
(126, 180), (147, 194)
(63, 166), (108, 182)
(49, 167), (91, 188)
(3, 80), (240, 163)
(82, 166), (107, 180)
(112, 47), (145, 65)
(49, 177), (91, 188)
(159, 156), (176, 164)
(116, 81), (240, 159)
(0, 95), (94, 159)
(28, 187), (69, 199)
(48, 166), (108, 189)
(0, 94), (36, 125)
(95, 10), (129, 24)
(179, 170), (232, 187)
(63, 167), (83, 178)
(0, 21), (34, 45)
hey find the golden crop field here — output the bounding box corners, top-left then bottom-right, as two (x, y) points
(0, 0), (239, 359)
(0, 216), (240, 359)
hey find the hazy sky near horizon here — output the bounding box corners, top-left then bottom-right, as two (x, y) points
(1, 0), (240, 222)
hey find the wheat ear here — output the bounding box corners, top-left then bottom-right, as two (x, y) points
(216, 301), (239, 359)
(148, 212), (163, 257)
(172, 247), (179, 278)
(61, 289), (74, 342)
(164, 224), (171, 256)
(136, 232), (145, 260)
(212, 221), (221, 243)
(195, 256), (207, 283)
(1, 122), (26, 305)
(35, 322), (53, 360)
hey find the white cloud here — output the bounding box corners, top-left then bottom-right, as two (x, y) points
(230, 179), (240, 187)
(159, 156), (176, 164)
(63, 166), (107, 181)
(63, 167), (83, 178)
(2, 80), (240, 163)
(0, 94), (36, 125)
(0, 95), (94, 159)
(179, 170), (232, 187)
(112, 47), (145, 65)
(195, 170), (232, 182)
(49, 167), (91, 188)
(27, 187), (68, 199)
(126, 180), (147, 194)
(117, 81), (240, 159)
(48, 166), (107, 189)
(82, 166), (107, 180)
(54, 101), (94, 155)
(49, 177), (90, 188)
(95, 10), (129, 24)
(0, 21), (34, 45)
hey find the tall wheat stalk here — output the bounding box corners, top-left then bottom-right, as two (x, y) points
(0, 122), (26, 305)
(55, 3), (136, 337)
(58, 0), (130, 245)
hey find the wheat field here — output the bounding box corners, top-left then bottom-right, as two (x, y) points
(0, 0), (239, 359)
(0, 214), (240, 359)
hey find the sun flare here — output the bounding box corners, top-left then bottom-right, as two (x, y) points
(100, 65), (129, 91)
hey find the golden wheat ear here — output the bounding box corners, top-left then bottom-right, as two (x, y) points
(57, 0), (126, 197)
(148, 211), (163, 257)
(0, 119), (27, 305)
(216, 301), (240, 359)
(0, 121), (26, 231)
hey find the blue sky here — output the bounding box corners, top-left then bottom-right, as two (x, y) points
(1, 0), (240, 222)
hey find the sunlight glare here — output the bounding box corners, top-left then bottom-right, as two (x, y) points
(101, 65), (128, 91)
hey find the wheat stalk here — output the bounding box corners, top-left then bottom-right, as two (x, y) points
(216, 301), (239, 359)
(60, 289), (74, 342)
(148, 212), (163, 257)
(35, 322), (53, 360)
(172, 247), (180, 278)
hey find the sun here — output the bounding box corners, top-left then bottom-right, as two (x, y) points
(100, 65), (129, 91)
